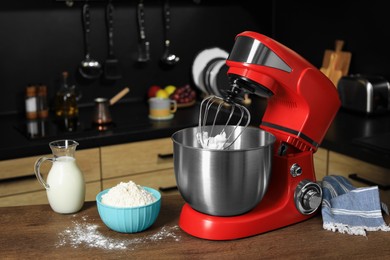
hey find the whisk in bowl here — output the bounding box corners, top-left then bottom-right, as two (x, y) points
(196, 86), (251, 150)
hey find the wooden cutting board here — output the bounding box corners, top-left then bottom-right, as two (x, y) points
(321, 40), (352, 77)
(320, 52), (343, 87)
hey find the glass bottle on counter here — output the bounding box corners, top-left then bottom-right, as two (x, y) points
(54, 71), (79, 119)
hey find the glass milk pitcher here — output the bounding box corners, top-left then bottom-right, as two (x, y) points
(34, 140), (85, 214)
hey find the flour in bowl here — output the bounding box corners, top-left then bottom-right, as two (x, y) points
(101, 181), (156, 207)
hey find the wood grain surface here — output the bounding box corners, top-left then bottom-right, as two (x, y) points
(1, 194), (389, 259)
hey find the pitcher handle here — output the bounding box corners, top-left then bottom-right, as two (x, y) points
(34, 157), (53, 190)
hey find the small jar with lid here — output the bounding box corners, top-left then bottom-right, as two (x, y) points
(37, 84), (49, 119)
(25, 85), (38, 120)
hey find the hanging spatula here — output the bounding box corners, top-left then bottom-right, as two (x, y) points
(104, 1), (122, 80)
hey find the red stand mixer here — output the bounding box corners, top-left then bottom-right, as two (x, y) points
(176, 31), (341, 240)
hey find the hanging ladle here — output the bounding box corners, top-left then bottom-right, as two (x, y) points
(79, 2), (102, 79)
(160, 0), (179, 66)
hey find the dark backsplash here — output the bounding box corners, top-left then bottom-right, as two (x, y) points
(273, 1), (390, 79)
(0, 0), (272, 116)
(0, 0), (388, 116)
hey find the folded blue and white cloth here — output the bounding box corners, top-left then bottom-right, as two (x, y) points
(321, 175), (390, 236)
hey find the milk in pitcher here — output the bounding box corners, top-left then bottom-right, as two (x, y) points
(46, 156), (85, 213)
(34, 140), (86, 214)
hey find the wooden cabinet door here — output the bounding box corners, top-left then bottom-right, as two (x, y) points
(328, 151), (390, 205)
(101, 138), (174, 179)
(313, 147), (328, 181)
(0, 181), (101, 207)
(102, 169), (177, 195)
(0, 148), (101, 206)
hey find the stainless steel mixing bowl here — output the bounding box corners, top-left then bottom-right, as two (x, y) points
(172, 125), (275, 216)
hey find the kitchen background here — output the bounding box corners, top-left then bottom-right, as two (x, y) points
(0, 0), (388, 117)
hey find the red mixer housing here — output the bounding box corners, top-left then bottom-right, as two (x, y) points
(179, 31), (341, 240)
(227, 31), (340, 153)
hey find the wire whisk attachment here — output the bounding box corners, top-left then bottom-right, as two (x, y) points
(196, 93), (251, 150)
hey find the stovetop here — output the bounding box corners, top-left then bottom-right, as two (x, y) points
(14, 101), (152, 140)
(15, 118), (153, 140)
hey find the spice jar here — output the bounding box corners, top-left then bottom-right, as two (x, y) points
(25, 85), (38, 120)
(37, 84), (49, 119)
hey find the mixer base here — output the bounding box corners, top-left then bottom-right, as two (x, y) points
(178, 151), (319, 240)
(179, 199), (314, 240)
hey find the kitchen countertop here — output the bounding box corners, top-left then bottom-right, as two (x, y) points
(1, 193), (389, 259)
(0, 98), (200, 161)
(1, 96), (390, 169)
(322, 108), (390, 169)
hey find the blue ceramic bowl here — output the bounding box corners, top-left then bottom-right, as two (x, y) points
(96, 187), (161, 233)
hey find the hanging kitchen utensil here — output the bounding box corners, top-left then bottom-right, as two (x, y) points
(137, 0), (150, 62)
(104, 1), (122, 80)
(160, 0), (179, 66)
(79, 2), (102, 80)
(321, 40), (351, 76)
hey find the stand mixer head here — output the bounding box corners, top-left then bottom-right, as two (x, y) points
(226, 31), (340, 154)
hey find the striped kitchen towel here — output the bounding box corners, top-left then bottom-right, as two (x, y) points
(321, 175), (390, 236)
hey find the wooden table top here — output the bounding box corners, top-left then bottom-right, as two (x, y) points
(1, 194), (389, 259)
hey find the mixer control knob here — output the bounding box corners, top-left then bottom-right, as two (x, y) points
(294, 180), (323, 215)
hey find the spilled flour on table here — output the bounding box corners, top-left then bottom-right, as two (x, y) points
(56, 215), (181, 250)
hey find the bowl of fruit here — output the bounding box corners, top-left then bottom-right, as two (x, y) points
(148, 84), (197, 108)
